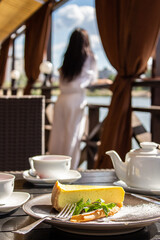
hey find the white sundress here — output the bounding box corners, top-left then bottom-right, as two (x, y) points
(48, 55), (97, 169)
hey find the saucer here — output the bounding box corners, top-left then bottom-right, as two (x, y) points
(114, 180), (160, 196)
(23, 169), (81, 186)
(0, 192), (30, 215)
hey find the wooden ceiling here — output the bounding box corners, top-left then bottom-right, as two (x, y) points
(0, 0), (69, 44)
(0, 0), (47, 44)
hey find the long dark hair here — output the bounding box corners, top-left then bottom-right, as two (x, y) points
(60, 28), (93, 82)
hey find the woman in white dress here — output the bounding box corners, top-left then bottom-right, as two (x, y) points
(48, 28), (97, 169)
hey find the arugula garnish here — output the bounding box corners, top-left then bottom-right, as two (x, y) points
(73, 198), (116, 216)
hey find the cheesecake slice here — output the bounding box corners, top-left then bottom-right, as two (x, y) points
(51, 181), (125, 211)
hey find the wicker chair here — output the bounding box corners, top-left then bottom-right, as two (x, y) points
(0, 96), (45, 171)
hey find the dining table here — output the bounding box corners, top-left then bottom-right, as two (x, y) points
(0, 169), (160, 240)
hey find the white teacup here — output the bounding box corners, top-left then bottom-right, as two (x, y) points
(29, 155), (72, 179)
(0, 173), (15, 204)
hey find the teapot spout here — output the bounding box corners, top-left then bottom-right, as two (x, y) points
(106, 150), (127, 182)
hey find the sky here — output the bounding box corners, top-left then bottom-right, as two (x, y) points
(51, 0), (115, 75)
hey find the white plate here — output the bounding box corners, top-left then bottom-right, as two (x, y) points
(0, 192), (30, 215)
(23, 169), (81, 186)
(23, 193), (160, 236)
(114, 180), (160, 196)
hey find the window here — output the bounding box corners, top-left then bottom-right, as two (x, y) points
(51, 0), (116, 81)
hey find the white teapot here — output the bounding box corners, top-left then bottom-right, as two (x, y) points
(106, 142), (160, 190)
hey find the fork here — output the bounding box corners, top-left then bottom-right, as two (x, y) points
(13, 203), (76, 235)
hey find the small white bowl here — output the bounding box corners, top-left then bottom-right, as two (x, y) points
(0, 173), (15, 204)
(29, 155), (72, 179)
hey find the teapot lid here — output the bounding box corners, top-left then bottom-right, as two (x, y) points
(129, 142), (160, 155)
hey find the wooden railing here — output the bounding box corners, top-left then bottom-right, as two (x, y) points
(1, 78), (160, 168)
(83, 78), (160, 168)
(43, 78), (160, 168)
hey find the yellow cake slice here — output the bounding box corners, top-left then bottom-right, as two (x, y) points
(51, 181), (125, 211)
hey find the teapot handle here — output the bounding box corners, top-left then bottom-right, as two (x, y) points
(140, 142), (159, 150)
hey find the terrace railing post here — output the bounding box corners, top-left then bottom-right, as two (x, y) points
(87, 106), (100, 169)
(151, 36), (160, 143)
(41, 87), (52, 152)
(151, 87), (160, 143)
(41, 86), (52, 100)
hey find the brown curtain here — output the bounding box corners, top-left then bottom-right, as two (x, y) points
(95, 0), (160, 168)
(24, 3), (52, 94)
(0, 37), (12, 87)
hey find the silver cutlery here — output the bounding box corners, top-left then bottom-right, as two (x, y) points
(13, 203), (76, 235)
(131, 193), (160, 205)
